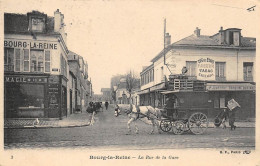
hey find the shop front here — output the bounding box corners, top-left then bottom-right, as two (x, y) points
(4, 74), (68, 119)
(206, 82), (256, 120)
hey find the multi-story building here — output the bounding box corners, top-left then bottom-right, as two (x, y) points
(4, 10), (70, 119)
(140, 27), (256, 119)
(68, 51), (91, 113)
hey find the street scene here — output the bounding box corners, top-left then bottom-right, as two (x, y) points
(2, 1), (258, 165)
(4, 105), (255, 149)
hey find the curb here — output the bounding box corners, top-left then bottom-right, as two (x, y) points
(4, 123), (90, 129)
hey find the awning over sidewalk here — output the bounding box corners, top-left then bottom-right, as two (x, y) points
(206, 83), (255, 91)
(137, 88), (150, 95)
(150, 82), (166, 92)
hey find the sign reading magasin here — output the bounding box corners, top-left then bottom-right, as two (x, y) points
(197, 58), (215, 81)
(4, 39), (58, 50)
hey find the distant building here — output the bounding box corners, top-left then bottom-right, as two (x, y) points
(101, 88), (112, 103)
(68, 51), (91, 113)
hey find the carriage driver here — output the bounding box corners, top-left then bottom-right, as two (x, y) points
(164, 95), (178, 119)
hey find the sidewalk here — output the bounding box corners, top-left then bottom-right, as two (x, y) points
(4, 110), (255, 129)
(4, 111), (91, 129)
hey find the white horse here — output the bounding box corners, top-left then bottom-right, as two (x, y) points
(115, 104), (162, 135)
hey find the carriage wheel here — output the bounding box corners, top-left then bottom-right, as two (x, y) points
(159, 120), (172, 132)
(188, 112), (208, 135)
(172, 121), (185, 135)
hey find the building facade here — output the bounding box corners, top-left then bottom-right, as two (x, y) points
(68, 51), (91, 113)
(101, 88), (112, 103)
(140, 27), (256, 120)
(4, 10), (71, 119)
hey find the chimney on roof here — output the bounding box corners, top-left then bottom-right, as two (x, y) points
(219, 26), (225, 44)
(165, 33), (171, 47)
(54, 9), (63, 32)
(194, 27), (200, 37)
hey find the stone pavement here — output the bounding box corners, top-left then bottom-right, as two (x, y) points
(4, 109), (255, 129)
(4, 111), (91, 129)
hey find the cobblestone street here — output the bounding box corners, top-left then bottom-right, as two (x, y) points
(4, 106), (255, 150)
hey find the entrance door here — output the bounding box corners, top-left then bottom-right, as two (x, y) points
(70, 90), (72, 114)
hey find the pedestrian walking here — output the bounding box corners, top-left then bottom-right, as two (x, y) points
(86, 103), (96, 125)
(105, 101), (109, 110)
(220, 108), (229, 129)
(227, 99), (241, 130)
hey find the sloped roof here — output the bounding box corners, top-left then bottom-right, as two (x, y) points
(4, 12), (55, 34)
(174, 35), (219, 46)
(151, 30), (256, 62)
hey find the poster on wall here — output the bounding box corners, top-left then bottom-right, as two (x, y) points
(197, 57), (215, 80)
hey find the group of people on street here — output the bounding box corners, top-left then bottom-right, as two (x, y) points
(86, 101), (110, 125)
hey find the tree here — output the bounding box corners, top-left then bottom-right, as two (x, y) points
(125, 70), (140, 104)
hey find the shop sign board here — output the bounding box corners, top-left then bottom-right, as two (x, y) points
(197, 58), (215, 80)
(4, 76), (47, 83)
(206, 83), (255, 91)
(4, 39), (58, 50)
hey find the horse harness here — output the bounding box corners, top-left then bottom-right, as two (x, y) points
(128, 105), (155, 120)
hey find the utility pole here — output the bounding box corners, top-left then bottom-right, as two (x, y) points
(163, 18), (166, 65)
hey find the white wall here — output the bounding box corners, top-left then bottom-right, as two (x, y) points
(153, 47), (255, 83)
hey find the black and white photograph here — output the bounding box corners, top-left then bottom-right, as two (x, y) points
(0, 0), (259, 165)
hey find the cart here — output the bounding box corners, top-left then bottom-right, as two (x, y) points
(159, 108), (209, 135)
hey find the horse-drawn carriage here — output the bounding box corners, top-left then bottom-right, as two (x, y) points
(159, 109), (208, 135)
(158, 91), (209, 135)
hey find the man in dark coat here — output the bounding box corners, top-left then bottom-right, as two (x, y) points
(105, 101), (109, 110)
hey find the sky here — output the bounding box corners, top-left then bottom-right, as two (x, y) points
(2, 0), (259, 94)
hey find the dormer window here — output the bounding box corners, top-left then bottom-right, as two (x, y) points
(31, 17), (44, 32)
(27, 11), (47, 33)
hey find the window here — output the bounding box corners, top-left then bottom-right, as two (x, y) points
(30, 50), (44, 72)
(215, 62), (226, 80)
(161, 66), (164, 82)
(4, 48), (14, 71)
(60, 54), (67, 77)
(45, 50), (50, 72)
(186, 61), (197, 76)
(229, 32), (234, 45)
(24, 49), (30, 72)
(15, 49), (21, 71)
(31, 18), (44, 32)
(243, 62), (253, 81)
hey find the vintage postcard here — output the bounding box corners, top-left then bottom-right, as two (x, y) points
(0, 0), (259, 165)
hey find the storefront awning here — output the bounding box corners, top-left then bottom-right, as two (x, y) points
(150, 82), (166, 92)
(160, 90), (180, 94)
(137, 89), (150, 95)
(206, 83), (255, 91)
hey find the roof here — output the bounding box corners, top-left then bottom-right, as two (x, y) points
(4, 12), (55, 34)
(174, 35), (219, 46)
(151, 29), (256, 63)
(101, 88), (111, 92)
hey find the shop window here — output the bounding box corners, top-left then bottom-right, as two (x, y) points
(186, 61), (197, 76)
(4, 48), (14, 72)
(215, 62), (226, 81)
(24, 49), (30, 72)
(243, 62), (253, 81)
(5, 84), (44, 111)
(30, 50), (44, 72)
